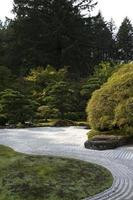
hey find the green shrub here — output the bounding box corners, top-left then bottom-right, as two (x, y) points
(16, 122), (25, 128)
(86, 64), (133, 136)
(53, 120), (76, 127)
(64, 112), (84, 121)
(0, 89), (38, 124)
(0, 115), (7, 126)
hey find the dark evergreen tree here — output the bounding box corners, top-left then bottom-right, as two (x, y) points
(0, 66), (13, 91)
(117, 17), (133, 61)
(107, 18), (117, 59)
(43, 81), (76, 119)
(0, 89), (37, 124)
(0, 21), (6, 66)
(0, 19), (20, 74)
(11, 0), (97, 75)
(89, 12), (115, 64)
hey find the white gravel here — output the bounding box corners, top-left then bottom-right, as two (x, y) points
(0, 126), (133, 200)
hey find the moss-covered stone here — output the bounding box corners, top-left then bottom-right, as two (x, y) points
(84, 134), (130, 150)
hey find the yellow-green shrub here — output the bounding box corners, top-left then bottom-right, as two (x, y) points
(86, 64), (133, 136)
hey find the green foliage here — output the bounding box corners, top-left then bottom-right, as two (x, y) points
(0, 145), (113, 200)
(12, 77), (34, 95)
(80, 62), (117, 114)
(0, 89), (37, 124)
(94, 62), (117, 83)
(0, 1), (132, 76)
(0, 66), (13, 91)
(0, 2), (132, 125)
(10, 0), (97, 75)
(26, 66), (67, 91)
(37, 106), (56, 122)
(117, 17), (133, 61)
(88, 129), (129, 140)
(114, 97), (133, 131)
(64, 112), (84, 121)
(81, 62), (116, 95)
(0, 63), (119, 125)
(91, 12), (115, 63)
(86, 64), (133, 136)
(0, 114), (7, 126)
(43, 81), (76, 119)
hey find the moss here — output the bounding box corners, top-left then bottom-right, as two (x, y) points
(0, 145), (113, 200)
(88, 129), (130, 140)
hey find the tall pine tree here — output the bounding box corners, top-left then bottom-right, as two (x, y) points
(11, 0), (97, 75)
(117, 17), (133, 61)
(89, 12), (115, 65)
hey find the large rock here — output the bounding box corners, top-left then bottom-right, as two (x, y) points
(84, 135), (130, 150)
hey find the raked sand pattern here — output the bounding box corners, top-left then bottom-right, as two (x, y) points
(0, 127), (133, 200)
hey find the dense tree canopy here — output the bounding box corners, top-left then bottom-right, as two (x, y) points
(90, 13), (115, 64)
(0, 1), (132, 76)
(0, 66), (13, 91)
(0, 1), (132, 126)
(10, 0), (97, 75)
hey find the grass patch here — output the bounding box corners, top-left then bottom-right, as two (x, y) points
(0, 145), (113, 200)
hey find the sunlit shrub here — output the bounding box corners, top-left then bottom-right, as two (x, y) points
(86, 64), (133, 136)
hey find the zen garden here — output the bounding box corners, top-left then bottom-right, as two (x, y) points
(0, 0), (133, 200)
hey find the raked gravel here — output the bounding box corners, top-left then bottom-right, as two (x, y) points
(0, 127), (133, 200)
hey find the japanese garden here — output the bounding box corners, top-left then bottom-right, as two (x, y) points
(0, 0), (133, 199)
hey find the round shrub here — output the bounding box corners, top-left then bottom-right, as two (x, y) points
(86, 64), (133, 136)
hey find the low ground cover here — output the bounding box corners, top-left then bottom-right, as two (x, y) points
(0, 145), (113, 200)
